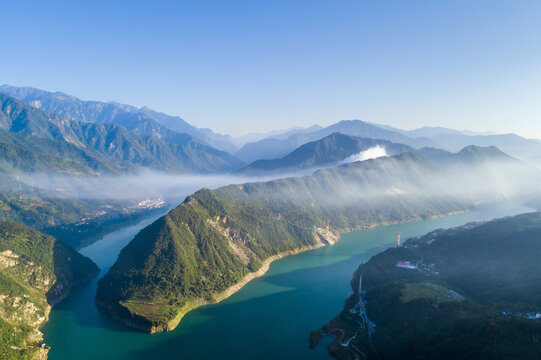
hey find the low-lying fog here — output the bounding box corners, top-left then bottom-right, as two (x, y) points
(10, 149), (541, 211)
(15, 171), (266, 203)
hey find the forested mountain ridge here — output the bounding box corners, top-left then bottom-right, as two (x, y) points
(0, 131), (126, 175)
(0, 222), (98, 360)
(0, 93), (244, 173)
(0, 85), (236, 153)
(94, 149), (513, 333)
(5, 84), (540, 162)
(320, 212), (541, 360)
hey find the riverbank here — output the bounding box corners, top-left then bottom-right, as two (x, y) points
(32, 267), (99, 360)
(97, 208), (471, 333)
(96, 233), (339, 333)
(44, 207), (167, 250)
(0, 222), (99, 360)
(42, 200), (531, 360)
(319, 211), (541, 359)
(165, 238), (342, 333)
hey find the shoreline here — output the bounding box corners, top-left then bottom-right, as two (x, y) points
(102, 208), (469, 333)
(35, 269), (99, 359)
(155, 241), (334, 333)
(99, 238), (336, 334)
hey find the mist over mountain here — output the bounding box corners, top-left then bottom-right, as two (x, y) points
(4, 1), (541, 358)
(235, 129), (516, 177)
(427, 132), (541, 160)
(235, 120), (437, 163)
(414, 145), (514, 166)
(94, 146), (535, 333)
(236, 133), (414, 176)
(1, 83), (540, 354)
(0, 172), (166, 249)
(368, 122), (541, 160)
(0, 92), (250, 249)
(237, 118), (541, 166)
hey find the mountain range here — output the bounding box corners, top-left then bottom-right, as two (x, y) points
(0, 85), (236, 154)
(234, 120), (437, 163)
(236, 119), (541, 164)
(0, 84), (538, 359)
(3, 84), (541, 176)
(415, 145), (514, 165)
(0, 84), (536, 256)
(237, 133), (514, 176)
(236, 133), (415, 176)
(94, 146), (515, 333)
(0, 93), (243, 174)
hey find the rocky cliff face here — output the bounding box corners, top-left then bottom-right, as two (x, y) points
(0, 222), (99, 360)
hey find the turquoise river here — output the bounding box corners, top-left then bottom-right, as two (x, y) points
(42, 201), (532, 359)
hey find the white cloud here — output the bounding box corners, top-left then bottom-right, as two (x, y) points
(341, 145), (388, 164)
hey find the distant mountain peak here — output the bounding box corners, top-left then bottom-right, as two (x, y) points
(0, 93), (244, 174)
(457, 144), (510, 157)
(236, 132), (415, 175)
(0, 84), (238, 153)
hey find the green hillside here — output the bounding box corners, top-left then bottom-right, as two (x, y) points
(321, 212), (541, 360)
(0, 93), (243, 173)
(0, 131), (125, 175)
(0, 222), (98, 359)
(0, 84), (237, 153)
(96, 152), (477, 333)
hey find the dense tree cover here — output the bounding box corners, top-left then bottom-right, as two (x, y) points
(0, 93), (243, 173)
(0, 318), (37, 360)
(0, 84), (236, 154)
(326, 212), (541, 359)
(0, 222), (98, 359)
(0, 131), (125, 175)
(96, 153), (477, 332)
(0, 94), (184, 250)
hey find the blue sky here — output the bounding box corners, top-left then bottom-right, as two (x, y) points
(2, 0), (541, 138)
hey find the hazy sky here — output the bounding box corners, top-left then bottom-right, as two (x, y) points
(2, 0), (541, 138)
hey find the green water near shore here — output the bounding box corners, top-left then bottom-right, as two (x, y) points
(42, 201), (531, 359)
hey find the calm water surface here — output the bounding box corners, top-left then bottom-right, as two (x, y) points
(42, 202), (532, 359)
